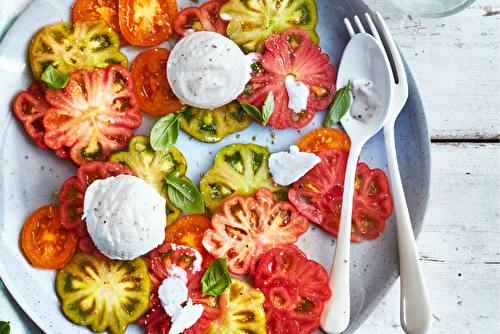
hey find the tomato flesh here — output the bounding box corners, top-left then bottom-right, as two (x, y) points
(21, 205), (78, 270)
(174, 0), (228, 37)
(296, 127), (351, 155)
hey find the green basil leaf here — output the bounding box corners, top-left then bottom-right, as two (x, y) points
(41, 65), (69, 90)
(261, 91), (274, 126)
(0, 321), (10, 334)
(166, 174), (205, 214)
(150, 114), (181, 151)
(239, 102), (263, 123)
(324, 80), (351, 127)
(201, 258), (232, 297)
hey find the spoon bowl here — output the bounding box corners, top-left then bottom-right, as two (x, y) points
(320, 32), (393, 334)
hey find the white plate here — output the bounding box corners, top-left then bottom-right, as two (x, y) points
(0, 0), (431, 333)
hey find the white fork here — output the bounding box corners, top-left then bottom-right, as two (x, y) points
(345, 12), (432, 334)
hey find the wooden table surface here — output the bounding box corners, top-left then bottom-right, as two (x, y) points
(1, 0), (499, 333)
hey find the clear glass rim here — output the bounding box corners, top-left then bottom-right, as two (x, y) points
(388, 0), (476, 18)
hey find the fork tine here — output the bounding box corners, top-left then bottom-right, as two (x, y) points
(343, 18), (356, 38)
(364, 13), (382, 45)
(353, 15), (366, 33)
(374, 11), (407, 84)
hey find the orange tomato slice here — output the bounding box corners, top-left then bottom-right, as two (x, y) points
(296, 127), (351, 155)
(21, 205), (78, 270)
(164, 214), (215, 268)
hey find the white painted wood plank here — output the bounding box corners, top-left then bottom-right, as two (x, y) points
(364, 0), (500, 139)
(356, 142), (500, 333)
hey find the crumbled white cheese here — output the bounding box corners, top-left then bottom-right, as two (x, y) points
(268, 145), (321, 186)
(285, 76), (309, 114)
(350, 77), (382, 123)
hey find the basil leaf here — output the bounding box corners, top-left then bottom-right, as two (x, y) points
(261, 91), (274, 126)
(201, 258), (232, 297)
(0, 321), (10, 334)
(41, 65), (69, 90)
(150, 113), (181, 151)
(166, 173), (204, 214)
(239, 102), (263, 123)
(324, 80), (351, 127)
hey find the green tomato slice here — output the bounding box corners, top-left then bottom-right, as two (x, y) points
(179, 101), (253, 143)
(29, 19), (128, 86)
(204, 277), (267, 334)
(220, 0), (319, 53)
(107, 135), (189, 226)
(200, 143), (290, 214)
(55, 252), (151, 334)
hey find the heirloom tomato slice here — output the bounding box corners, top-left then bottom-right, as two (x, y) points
(205, 277), (267, 334)
(72, 0), (128, 46)
(59, 161), (136, 259)
(118, 0), (178, 46)
(164, 214), (216, 268)
(288, 148), (394, 242)
(238, 28), (336, 129)
(43, 65), (142, 166)
(174, 0), (228, 37)
(199, 143), (290, 214)
(130, 48), (183, 115)
(138, 243), (228, 334)
(108, 135), (188, 226)
(220, 0), (318, 54)
(254, 245), (332, 334)
(21, 205), (78, 270)
(202, 187), (308, 277)
(29, 20), (128, 85)
(296, 127), (351, 155)
(179, 101), (253, 143)
(55, 252), (151, 334)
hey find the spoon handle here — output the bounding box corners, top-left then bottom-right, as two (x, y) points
(320, 143), (363, 334)
(384, 125), (432, 334)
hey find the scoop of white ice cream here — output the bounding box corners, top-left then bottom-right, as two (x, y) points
(167, 31), (251, 109)
(82, 174), (167, 260)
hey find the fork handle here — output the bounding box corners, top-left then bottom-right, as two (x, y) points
(384, 124), (432, 334)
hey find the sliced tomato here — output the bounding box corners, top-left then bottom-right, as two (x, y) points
(43, 64), (142, 166)
(59, 161), (136, 259)
(174, 0), (228, 37)
(130, 48), (183, 115)
(138, 243), (228, 334)
(202, 187), (309, 277)
(253, 245), (332, 334)
(21, 205), (78, 270)
(72, 0), (128, 46)
(164, 214), (216, 268)
(288, 148), (394, 242)
(238, 28), (336, 129)
(296, 127), (351, 155)
(118, 0), (178, 46)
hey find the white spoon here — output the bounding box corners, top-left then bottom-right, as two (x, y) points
(320, 32), (393, 334)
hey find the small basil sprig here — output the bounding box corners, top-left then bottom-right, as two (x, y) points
(150, 113), (181, 150)
(201, 258), (232, 297)
(41, 65), (69, 90)
(324, 80), (351, 127)
(164, 171), (204, 214)
(0, 321), (10, 334)
(240, 91), (274, 126)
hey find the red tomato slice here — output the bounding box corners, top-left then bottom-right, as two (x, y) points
(59, 161), (136, 259)
(43, 65), (142, 166)
(288, 148), (394, 242)
(202, 187), (309, 278)
(118, 0), (178, 46)
(296, 127), (351, 155)
(238, 28), (336, 129)
(21, 205), (79, 270)
(174, 0), (228, 37)
(164, 214), (216, 268)
(254, 245), (332, 334)
(72, 0), (128, 46)
(130, 48), (183, 115)
(138, 243), (228, 334)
